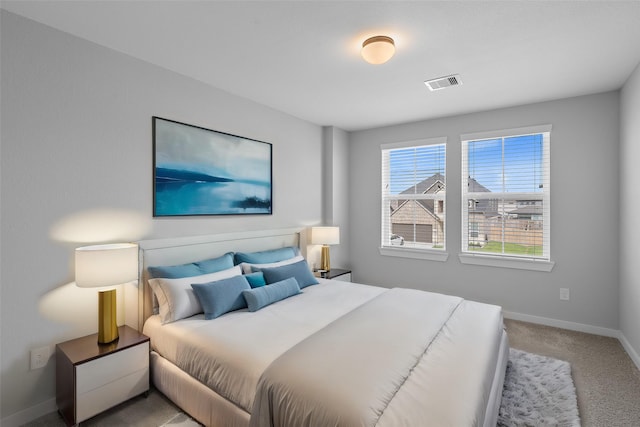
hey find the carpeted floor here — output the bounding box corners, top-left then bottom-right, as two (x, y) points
(505, 319), (640, 426)
(22, 319), (640, 426)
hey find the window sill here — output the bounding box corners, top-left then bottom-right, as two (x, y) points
(458, 253), (555, 272)
(379, 247), (449, 262)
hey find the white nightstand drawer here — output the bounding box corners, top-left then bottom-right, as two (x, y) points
(76, 342), (149, 394)
(56, 326), (150, 426)
(77, 368), (149, 422)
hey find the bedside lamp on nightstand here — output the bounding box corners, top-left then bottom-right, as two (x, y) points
(310, 226), (340, 272)
(75, 243), (138, 344)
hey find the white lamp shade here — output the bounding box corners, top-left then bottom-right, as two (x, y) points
(311, 227), (340, 245)
(361, 36), (395, 65)
(75, 243), (138, 288)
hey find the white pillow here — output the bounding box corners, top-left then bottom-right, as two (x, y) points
(149, 265), (242, 324)
(240, 255), (304, 274)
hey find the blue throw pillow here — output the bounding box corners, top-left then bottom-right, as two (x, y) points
(149, 252), (234, 278)
(242, 277), (301, 312)
(191, 275), (250, 320)
(194, 252), (235, 273)
(257, 259), (319, 289)
(244, 272), (267, 288)
(148, 263), (200, 279)
(234, 247), (297, 265)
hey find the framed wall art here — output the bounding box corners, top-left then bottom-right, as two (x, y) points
(153, 117), (272, 216)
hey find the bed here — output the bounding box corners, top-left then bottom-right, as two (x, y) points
(136, 228), (509, 427)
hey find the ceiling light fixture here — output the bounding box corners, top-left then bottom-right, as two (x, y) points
(361, 35), (395, 65)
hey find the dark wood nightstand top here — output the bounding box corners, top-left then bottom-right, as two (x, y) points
(319, 268), (351, 280)
(56, 325), (149, 365)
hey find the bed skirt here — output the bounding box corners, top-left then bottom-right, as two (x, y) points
(151, 352), (250, 427)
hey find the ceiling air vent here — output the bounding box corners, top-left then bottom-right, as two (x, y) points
(424, 74), (462, 91)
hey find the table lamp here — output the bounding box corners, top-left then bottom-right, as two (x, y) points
(75, 243), (138, 344)
(310, 226), (340, 271)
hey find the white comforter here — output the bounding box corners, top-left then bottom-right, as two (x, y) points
(144, 280), (384, 412)
(144, 280), (504, 426)
(251, 288), (503, 427)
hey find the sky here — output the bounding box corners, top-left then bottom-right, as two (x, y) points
(387, 134), (545, 195)
(467, 134), (544, 193)
(388, 144), (445, 195)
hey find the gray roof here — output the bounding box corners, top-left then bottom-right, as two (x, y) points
(467, 177), (491, 193)
(401, 173), (445, 197)
(466, 178), (501, 217)
(468, 183), (543, 218)
(392, 173), (444, 216)
(509, 204), (543, 216)
(393, 175), (542, 219)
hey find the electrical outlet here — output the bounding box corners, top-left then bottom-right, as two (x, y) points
(559, 288), (570, 301)
(30, 345), (50, 370)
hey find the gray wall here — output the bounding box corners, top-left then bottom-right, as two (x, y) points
(620, 63), (640, 359)
(320, 126), (350, 268)
(349, 92), (620, 330)
(0, 11), (323, 421)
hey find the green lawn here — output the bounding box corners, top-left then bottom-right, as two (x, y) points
(469, 241), (543, 256)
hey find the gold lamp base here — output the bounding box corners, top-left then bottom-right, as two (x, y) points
(320, 245), (331, 272)
(97, 289), (119, 344)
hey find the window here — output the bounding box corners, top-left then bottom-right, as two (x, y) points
(470, 222), (479, 239)
(460, 125), (553, 271)
(381, 138), (447, 261)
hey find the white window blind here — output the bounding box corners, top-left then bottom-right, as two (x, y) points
(381, 138), (446, 252)
(461, 125), (551, 262)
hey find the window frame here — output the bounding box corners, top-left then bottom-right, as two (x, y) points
(380, 137), (449, 262)
(459, 125), (554, 272)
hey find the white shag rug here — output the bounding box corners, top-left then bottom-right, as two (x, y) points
(498, 348), (581, 427)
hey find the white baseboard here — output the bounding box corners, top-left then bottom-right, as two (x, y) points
(503, 311), (640, 372)
(619, 333), (640, 372)
(503, 311), (620, 338)
(0, 397), (56, 427)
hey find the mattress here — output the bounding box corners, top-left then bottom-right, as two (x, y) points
(144, 279), (505, 426)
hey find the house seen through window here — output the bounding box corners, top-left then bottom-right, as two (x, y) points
(381, 139), (446, 252)
(461, 125), (551, 261)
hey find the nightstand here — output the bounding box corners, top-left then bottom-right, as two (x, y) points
(319, 268), (352, 282)
(56, 325), (150, 426)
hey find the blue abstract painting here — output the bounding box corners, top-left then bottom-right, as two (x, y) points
(153, 117), (272, 216)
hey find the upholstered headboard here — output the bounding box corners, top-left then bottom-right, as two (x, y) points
(133, 227), (305, 330)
